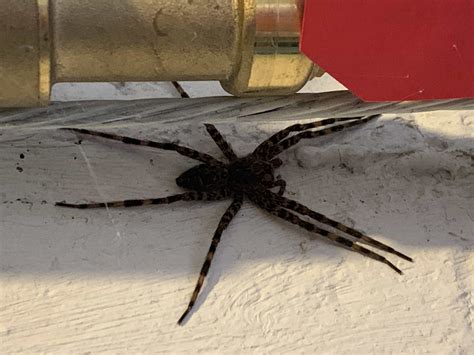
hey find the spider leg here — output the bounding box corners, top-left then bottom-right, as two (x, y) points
(56, 191), (229, 209)
(270, 158), (283, 169)
(204, 124), (238, 162)
(171, 81), (190, 98)
(270, 177), (287, 196)
(253, 116), (368, 158)
(250, 193), (404, 274)
(267, 191), (412, 262)
(264, 115), (379, 160)
(61, 128), (222, 165)
(178, 193), (243, 325)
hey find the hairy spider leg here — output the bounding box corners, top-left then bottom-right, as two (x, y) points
(178, 193), (244, 325)
(204, 124), (238, 162)
(61, 128), (222, 165)
(265, 190), (412, 262)
(171, 81), (190, 98)
(56, 191), (230, 209)
(270, 158), (283, 168)
(250, 194), (403, 274)
(253, 116), (367, 158)
(270, 177), (287, 196)
(265, 115), (379, 160)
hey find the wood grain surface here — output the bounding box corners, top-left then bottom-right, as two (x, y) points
(1, 90), (473, 353)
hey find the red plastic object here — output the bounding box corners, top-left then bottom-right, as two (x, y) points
(301, 0), (474, 101)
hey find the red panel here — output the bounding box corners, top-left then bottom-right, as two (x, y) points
(301, 0), (474, 101)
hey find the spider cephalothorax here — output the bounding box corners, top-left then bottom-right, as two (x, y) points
(57, 115), (413, 325)
(177, 152), (280, 193)
(176, 164), (229, 191)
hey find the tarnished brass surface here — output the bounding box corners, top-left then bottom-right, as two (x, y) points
(0, 0), (51, 107)
(223, 0), (314, 95)
(1, 0), (317, 107)
(52, 0), (241, 82)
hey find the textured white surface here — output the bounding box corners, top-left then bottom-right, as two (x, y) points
(1, 80), (473, 353)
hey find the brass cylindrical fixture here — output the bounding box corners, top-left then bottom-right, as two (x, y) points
(0, 0), (317, 107)
(0, 0), (51, 107)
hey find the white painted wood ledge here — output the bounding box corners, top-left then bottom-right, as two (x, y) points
(1, 91), (473, 353)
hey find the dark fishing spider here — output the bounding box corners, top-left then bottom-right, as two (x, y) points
(57, 115), (412, 325)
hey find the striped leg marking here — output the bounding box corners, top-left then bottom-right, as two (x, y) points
(271, 178), (287, 197)
(178, 194), (244, 325)
(61, 128), (221, 165)
(253, 116), (365, 158)
(251, 195), (404, 275)
(268, 191), (412, 262)
(204, 124), (238, 162)
(266, 115), (379, 160)
(56, 191), (229, 209)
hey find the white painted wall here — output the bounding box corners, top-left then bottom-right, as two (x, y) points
(1, 77), (473, 353)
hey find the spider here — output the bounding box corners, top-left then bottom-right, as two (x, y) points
(56, 115), (413, 325)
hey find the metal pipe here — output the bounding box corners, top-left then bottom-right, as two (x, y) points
(0, 0), (318, 107)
